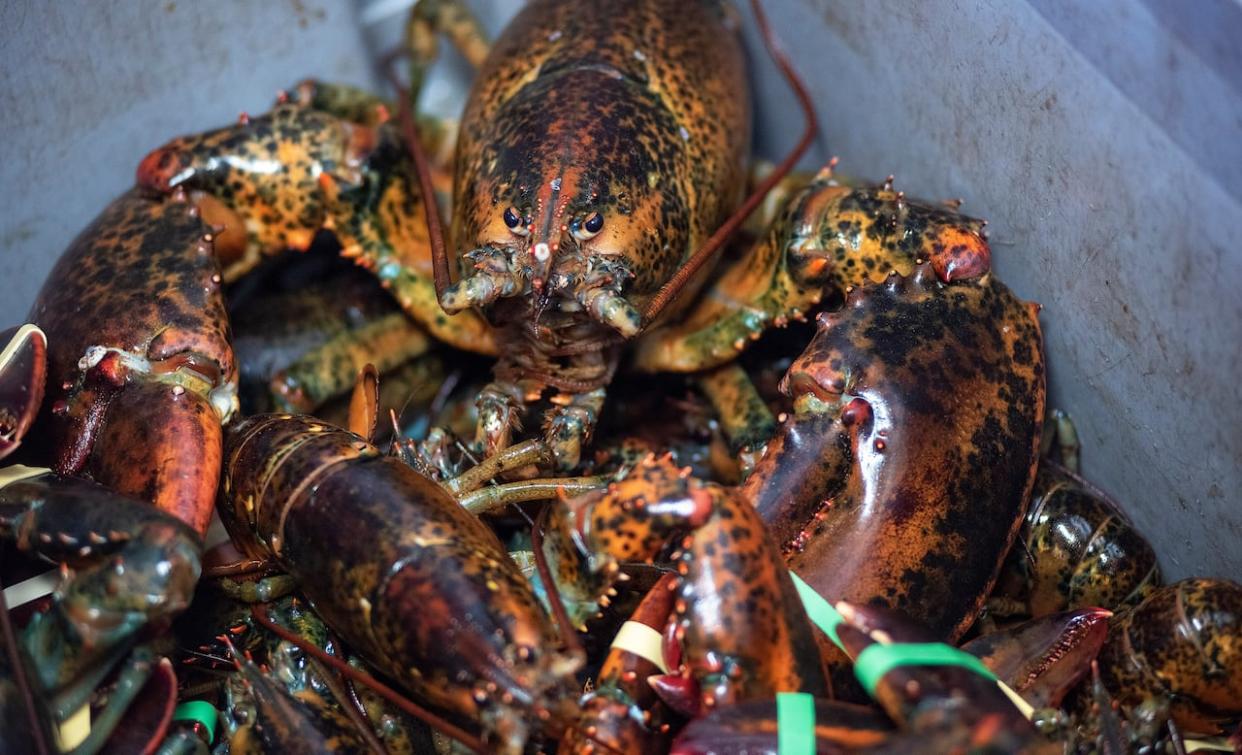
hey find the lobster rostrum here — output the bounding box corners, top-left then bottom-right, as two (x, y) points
(218, 413), (584, 753)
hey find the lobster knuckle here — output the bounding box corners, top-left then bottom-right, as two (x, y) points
(28, 191), (235, 535)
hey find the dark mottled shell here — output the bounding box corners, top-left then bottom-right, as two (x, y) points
(675, 488), (831, 708)
(1095, 578), (1242, 735)
(744, 264), (1045, 654)
(453, 0), (749, 296)
(572, 457), (830, 710)
(222, 415), (578, 750)
(138, 103), (495, 355)
(994, 463), (1161, 617)
(30, 191), (233, 401)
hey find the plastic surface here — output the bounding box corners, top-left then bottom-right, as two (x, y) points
(1, 0), (1237, 579)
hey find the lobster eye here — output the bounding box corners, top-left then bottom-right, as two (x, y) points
(573, 212), (604, 241)
(503, 206), (528, 236)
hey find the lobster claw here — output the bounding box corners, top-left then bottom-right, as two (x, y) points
(961, 608), (1111, 708)
(0, 325), (47, 461)
(88, 376), (224, 537)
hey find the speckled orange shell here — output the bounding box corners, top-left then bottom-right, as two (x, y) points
(744, 264), (1045, 653)
(28, 190), (234, 534)
(1095, 578), (1242, 735)
(452, 0), (750, 298)
(632, 177), (993, 373)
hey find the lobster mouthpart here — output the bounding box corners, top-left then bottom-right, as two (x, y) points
(0, 324), (47, 461)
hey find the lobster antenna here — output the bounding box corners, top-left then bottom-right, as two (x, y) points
(250, 604), (489, 755)
(0, 578), (52, 755)
(642, 0), (820, 327)
(384, 49), (455, 307)
(531, 503), (587, 660)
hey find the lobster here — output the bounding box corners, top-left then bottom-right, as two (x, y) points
(672, 601), (1057, 754)
(543, 452), (831, 717)
(393, 0), (817, 471)
(25, 191), (237, 536)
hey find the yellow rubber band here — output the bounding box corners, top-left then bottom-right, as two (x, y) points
(54, 703), (90, 751)
(610, 621), (668, 673)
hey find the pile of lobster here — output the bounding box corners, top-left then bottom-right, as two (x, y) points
(2, 1), (1239, 753)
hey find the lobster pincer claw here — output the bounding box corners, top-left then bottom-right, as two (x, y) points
(0, 468), (201, 745)
(960, 607), (1111, 708)
(28, 190), (237, 536)
(0, 324), (47, 461)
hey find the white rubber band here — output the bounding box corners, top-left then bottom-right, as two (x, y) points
(2, 570), (58, 608)
(0, 464), (50, 491)
(0, 324), (45, 373)
(610, 621), (668, 673)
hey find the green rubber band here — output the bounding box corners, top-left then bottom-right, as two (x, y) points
(777, 692), (816, 755)
(854, 642), (997, 696)
(172, 700), (218, 744)
(790, 572), (845, 650)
